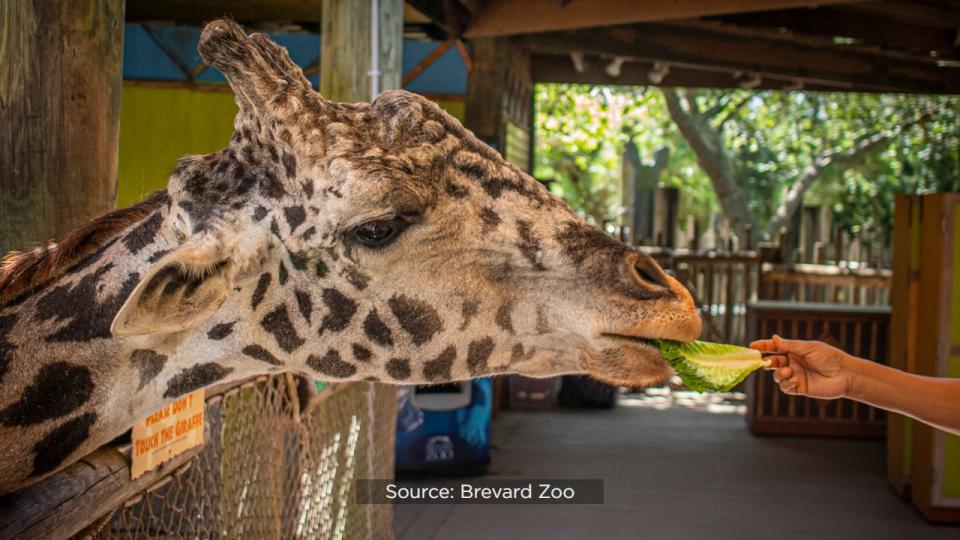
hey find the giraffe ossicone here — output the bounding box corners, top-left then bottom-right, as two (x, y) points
(0, 19), (700, 495)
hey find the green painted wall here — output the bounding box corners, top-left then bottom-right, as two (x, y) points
(117, 85), (237, 207)
(117, 84), (467, 208)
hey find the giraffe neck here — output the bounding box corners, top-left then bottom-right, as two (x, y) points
(0, 204), (277, 493)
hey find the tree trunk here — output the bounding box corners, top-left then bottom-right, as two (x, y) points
(0, 0), (125, 254)
(662, 89), (757, 238)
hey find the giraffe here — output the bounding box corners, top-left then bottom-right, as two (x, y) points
(0, 20), (700, 496)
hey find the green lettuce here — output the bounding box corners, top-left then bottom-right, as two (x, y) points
(656, 340), (766, 393)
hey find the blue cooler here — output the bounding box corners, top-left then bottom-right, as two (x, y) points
(395, 379), (492, 474)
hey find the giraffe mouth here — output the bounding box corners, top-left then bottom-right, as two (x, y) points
(599, 334), (660, 348)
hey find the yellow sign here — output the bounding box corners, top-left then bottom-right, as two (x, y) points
(131, 389), (205, 479)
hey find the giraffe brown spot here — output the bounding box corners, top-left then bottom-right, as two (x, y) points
(261, 305), (305, 353)
(385, 358), (411, 380)
(270, 218), (281, 237)
(207, 321), (236, 340)
(301, 179), (314, 197)
(352, 343), (372, 362)
(536, 306), (551, 334)
(516, 220), (546, 271)
(363, 309), (393, 346)
(31, 412), (97, 477)
(147, 249), (171, 263)
(0, 314), (16, 384)
(122, 211), (163, 254)
(445, 182), (470, 198)
(253, 205), (268, 222)
(479, 207), (501, 233)
(342, 267), (369, 290)
(496, 302), (514, 335)
(307, 349), (357, 378)
(284, 205), (306, 232)
(282, 152), (297, 178)
(511, 343), (526, 364)
(423, 346), (456, 382)
(295, 289), (313, 323)
(34, 264), (139, 342)
(278, 262), (289, 285)
(467, 337), (495, 376)
(0, 363), (95, 426)
(388, 294), (443, 346)
(459, 300), (479, 331)
(315, 260), (328, 278)
(163, 363), (234, 398)
(288, 249), (308, 271)
(320, 288), (356, 334)
(251, 273), (272, 310)
(242, 344), (283, 366)
(302, 226), (317, 240)
(130, 349), (167, 390)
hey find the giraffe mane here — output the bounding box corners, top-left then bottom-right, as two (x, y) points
(0, 190), (170, 307)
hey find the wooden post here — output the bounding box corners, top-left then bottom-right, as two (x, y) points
(319, 2), (403, 534)
(465, 37), (509, 149)
(320, 0), (403, 102)
(0, 0), (125, 254)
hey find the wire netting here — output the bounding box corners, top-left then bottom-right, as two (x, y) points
(75, 376), (397, 540)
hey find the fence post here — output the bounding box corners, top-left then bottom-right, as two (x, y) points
(0, 0), (125, 254)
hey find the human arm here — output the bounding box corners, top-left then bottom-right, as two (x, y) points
(750, 335), (960, 436)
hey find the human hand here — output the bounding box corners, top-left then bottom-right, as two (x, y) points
(749, 335), (854, 399)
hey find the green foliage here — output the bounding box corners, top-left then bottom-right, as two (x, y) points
(656, 340), (765, 393)
(535, 84), (960, 239)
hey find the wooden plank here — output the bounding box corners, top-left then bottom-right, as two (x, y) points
(127, 0), (327, 22)
(520, 23), (960, 95)
(0, 445), (202, 540)
(464, 0), (869, 38)
(0, 0), (125, 254)
(712, 8), (960, 60)
(321, 0), (404, 102)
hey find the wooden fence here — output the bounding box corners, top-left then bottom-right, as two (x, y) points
(0, 377), (397, 540)
(745, 301), (891, 438)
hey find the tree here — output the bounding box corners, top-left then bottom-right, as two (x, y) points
(662, 89), (947, 241)
(535, 84), (960, 248)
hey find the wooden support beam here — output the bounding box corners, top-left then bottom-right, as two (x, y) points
(712, 8), (960, 59)
(465, 38), (509, 146)
(127, 0), (325, 22)
(406, 0), (474, 36)
(465, 0), (872, 37)
(0, 0), (125, 255)
(321, 0), (404, 102)
(519, 23), (960, 94)
(531, 53), (845, 91)
(402, 40), (455, 86)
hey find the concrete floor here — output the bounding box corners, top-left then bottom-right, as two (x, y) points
(393, 390), (959, 539)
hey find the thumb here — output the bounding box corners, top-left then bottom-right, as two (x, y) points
(772, 335), (808, 354)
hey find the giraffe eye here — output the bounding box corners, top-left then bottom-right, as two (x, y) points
(352, 218), (410, 248)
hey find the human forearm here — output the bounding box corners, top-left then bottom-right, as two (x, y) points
(845, 357), (960, 436)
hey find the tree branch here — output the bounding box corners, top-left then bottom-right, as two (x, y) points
(761, 112), (933, 239)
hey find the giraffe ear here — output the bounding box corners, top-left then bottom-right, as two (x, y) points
(111, 246), (232, 337)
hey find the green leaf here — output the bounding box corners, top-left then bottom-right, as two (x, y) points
(656, 340), (766, 393)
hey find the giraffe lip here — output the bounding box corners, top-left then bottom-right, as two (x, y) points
(599, 334), (659, 347)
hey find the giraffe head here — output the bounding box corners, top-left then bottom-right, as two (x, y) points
(110, 20), (700, 387)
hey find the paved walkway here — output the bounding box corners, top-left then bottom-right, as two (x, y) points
(394, 389), (959, 539)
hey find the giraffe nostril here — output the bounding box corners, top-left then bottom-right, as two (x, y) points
(630, 254), (670, 289)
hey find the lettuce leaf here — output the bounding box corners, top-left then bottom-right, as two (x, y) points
(656, 340), (766, 393)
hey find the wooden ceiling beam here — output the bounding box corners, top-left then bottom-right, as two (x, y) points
(464, 0), (874, 38)
(838, 0), (960, 30)
(517, 23), (960, 94)
(710, 8), (959, 58)
(126, 0), (325, 22)
(530, 53), (845, 91)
